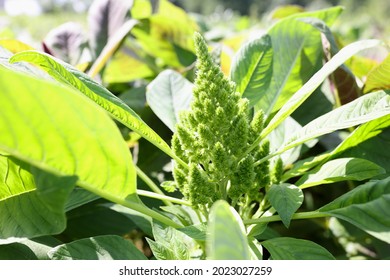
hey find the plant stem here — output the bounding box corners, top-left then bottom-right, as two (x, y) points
(243, 211), (330, 225)
(137, 189), (192, 206)
(135, 165), (172, 206)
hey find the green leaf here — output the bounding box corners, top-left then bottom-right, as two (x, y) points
(268, 117), (316, 166)
(261, 39), (381, 140)
(297, 158), (385, 189)
(207, 200), (250, 260)
(319, 177), (390, 243)
(283, 115), (390, 180)
(276, 90), (390, 155)
(256, 6), (343, 116)
(230, 35), (273, 107)
(0, 236), (61, 260)
(0, 65), (136, 201)
(88, 19), (139, 78)
(147, 221), (194, 260)
(63, 204), (138, 240)
(10, 51), (185, 167)
(0, 156), (76, 243)
(178, 224), (207, 242)
(364, 54), (390, 93)
(131, 2), (197, 68)
(262, 237), (335, 260)
(267, 183), (304, 228)
(146, 70), (193, 132)
(48, 235), (147, 260)
(102, 45), (155, 83)
(108, 204), (153, 237)
(65, 188), (99, 212)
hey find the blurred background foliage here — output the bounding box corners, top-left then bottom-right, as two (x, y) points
(1, 0), (390, 45)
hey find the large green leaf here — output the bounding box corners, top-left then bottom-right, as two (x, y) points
(146, 70), (193, 132)
(319, 177), (390, 243)
(0, 156), (76, 243)
(256, 6), (343, 116)
(207, 200), (250, 260)
(260, 39), (381, 140)
(48, 235), (147, 260)
(275, 90), (390, 156)
(297, 158), (385, 189)
(262, 237), (335, 260)
(0, 236), (61, 260)
(0, 67), (184, 229)
(267, 183), (304, 228)
(10, 51), (186, 167)
(0, 66), (136, 200)
(230, 35), (273, 107)
(146, 220), (196, 260)
(364, 54), (390, 93)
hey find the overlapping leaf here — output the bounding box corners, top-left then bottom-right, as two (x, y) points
(0, 156), (75, 243)
(146, 70), (193, 132)
(0, 66), (136, 213)
(262, 237), (335, 260)
(252, 39), (381, 151)
(230, 35), (273, 107)
(255, 6), (343, 116)
(48, 235), (147, 260)
(274, 89), (390, 155)
(297, 158), (385, 189)
(207, 200), (250, 260)
(319, 177), (390, 243)
(10, 51), (185, 167)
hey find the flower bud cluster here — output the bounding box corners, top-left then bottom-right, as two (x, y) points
(172, 33), (272, 208)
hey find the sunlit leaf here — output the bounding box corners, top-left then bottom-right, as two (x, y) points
(297, 158), (385, 189)
(319, 177), (390, 243)
(0, 66), (138, 212)
(146, 70), (193, 131)
(256, 6), (343, 116)
(364, 54), (390, 93)
(275, 90), (390, 155)
(207, 200), (250, 260)
(230, 35), (273, 107)
(10, 51), (184, 167)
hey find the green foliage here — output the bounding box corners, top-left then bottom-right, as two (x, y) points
(207, 201), (250, 260)
(0, 1), (389, 261)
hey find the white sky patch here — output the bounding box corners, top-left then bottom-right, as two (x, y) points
(4, 0), (42, 16)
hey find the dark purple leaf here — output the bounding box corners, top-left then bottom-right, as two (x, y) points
(88, 0), (134, 58)
(43, 22), (86, 65)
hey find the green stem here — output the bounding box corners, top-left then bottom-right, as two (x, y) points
(137, 189), (192, 206)
(243, 211), (330, 225)
(135, 165), (172, 206)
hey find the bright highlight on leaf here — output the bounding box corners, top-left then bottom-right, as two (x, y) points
(207, 200), (250, 260)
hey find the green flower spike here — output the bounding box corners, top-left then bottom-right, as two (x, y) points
(172, 32), (273, 210)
